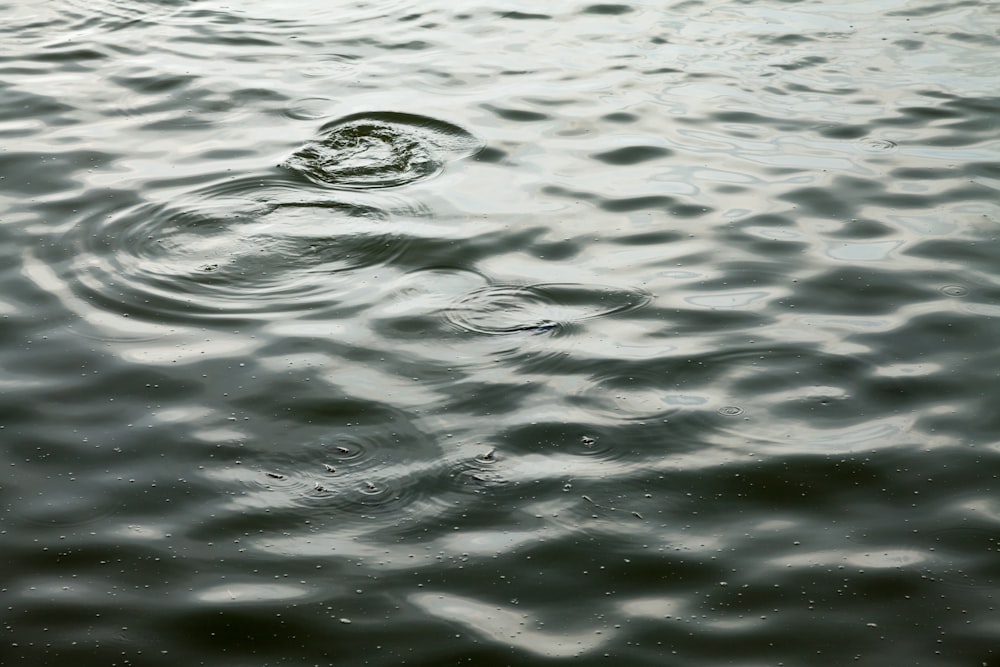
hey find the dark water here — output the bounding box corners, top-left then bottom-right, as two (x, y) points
(3, 0), (1000, 664)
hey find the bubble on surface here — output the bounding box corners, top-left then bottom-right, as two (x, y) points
(282, 111), (483, 189)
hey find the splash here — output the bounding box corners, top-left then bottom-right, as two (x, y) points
(282, 111), (483, 189)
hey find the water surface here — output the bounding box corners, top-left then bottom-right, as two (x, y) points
(3, 0), (1000, 665)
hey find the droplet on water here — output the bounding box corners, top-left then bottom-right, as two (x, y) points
(940, 284), (968, 297)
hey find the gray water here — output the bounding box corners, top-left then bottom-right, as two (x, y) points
(3, 1), (1000, 665)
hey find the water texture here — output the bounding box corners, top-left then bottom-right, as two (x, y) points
(2, 0), (1000, 665)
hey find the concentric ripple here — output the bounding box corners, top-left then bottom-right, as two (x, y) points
(229, 415), (443, 521)
(447, 446), (509, 493)
(572, 365), (712, 423)
(940, 284), (969, 297)
(444, 283), (652, 335)
(857, 137), (899, 153)
(60, 187), (415, 324)
(281, 111), (484, 189)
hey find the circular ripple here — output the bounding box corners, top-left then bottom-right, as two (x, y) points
(244, 415), (442, 519)
(284, 97), (335, 121)
(370, 267), (491, 341)
(857, 138), (898, 153)
(61, 187), (414, 325)
(940, 284), (968, 297)
(718, 405), (745, 416)
(390, 267), (490, 310)
(572, 367), (709, 422)
(252, 463), (423, 518)
(444, 283), (652, 335)
(448, 447), (509, 494)
(281, 111), (484, 189)
(568, 433), (621, 459)
(18, 478), (120, 528)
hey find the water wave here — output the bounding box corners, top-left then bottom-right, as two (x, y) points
(6, 1), (1000, 665)
(61, 0), (188, 31)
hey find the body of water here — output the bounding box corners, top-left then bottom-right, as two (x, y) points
(2, 0), (1000, 664)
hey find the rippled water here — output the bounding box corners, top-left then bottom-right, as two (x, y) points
(3, 0), (1000, 664)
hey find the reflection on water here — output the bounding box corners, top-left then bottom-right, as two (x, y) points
(3, 0), (1000, 665)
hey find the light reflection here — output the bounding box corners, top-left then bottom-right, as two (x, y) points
(685, 290), (770, 309)
(196, 582), (312, 603)
(410, 592), (612, 657)
(771, 548), (929, 569)
(617, 596), (686, 619)
(825, 240), (903, 262)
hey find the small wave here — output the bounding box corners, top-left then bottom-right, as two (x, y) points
(61, 0), (187, 31)
(282, 111), (483, 190)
